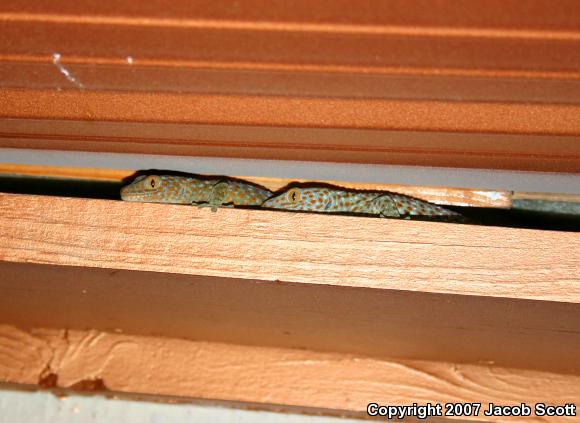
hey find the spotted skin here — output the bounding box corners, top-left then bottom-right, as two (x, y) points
(262, 186), (463, 220)
(120, 175), (272, 210)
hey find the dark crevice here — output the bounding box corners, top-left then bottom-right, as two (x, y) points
(0, 174), (578, 232)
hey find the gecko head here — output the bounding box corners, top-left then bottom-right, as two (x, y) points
(120, 175), (183, 203)
(262, 187), (330, 211)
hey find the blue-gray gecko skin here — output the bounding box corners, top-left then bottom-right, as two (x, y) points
(262, 186), (463, 220)
(121, 175), (465, 221)
(120, 175), (272, 209)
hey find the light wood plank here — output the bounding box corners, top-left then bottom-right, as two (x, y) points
(0, 163), (131, 181)
(0, 193), (578, 303)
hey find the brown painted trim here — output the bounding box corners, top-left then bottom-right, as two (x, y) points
(2, 0), (580, 78)
(1, 0), (579, 172)
(1, 91), (579, 172)
(2, 89), (580, 136)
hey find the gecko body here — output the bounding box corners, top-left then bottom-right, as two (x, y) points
(261, 186), (463, 220)
(120, 175), (272, 209)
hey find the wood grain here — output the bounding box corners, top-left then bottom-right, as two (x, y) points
(0, 324), (578, 422)
(1, 261), (578, 375)
(0, 193), (578, 303)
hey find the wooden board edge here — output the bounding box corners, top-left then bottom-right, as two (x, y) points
(0, 324), (578, 423)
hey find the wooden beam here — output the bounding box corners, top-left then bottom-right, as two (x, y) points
(1, 193), (578, 418)
(1, 324), (578, 422)
(1, 260), (579, 374)
(0, 193), (578, 304)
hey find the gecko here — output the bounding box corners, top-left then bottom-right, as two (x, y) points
(120, 174), (272, 210)
(261, 185), (465, 221)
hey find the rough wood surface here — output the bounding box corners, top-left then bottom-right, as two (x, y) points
(0, 163), (512, 208)
(0, 324), (578, 423)
(2, 261), (579, 375)
(0, 193), (578, 303)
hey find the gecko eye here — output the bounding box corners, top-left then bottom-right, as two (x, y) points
(286, 188), (301, 204)
(144, 176), (160, 190)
